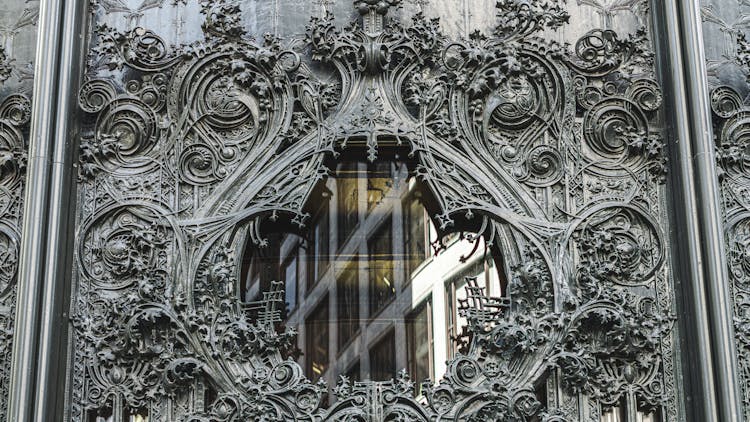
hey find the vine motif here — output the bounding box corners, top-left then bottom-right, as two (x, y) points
(70, 0), (676, 421)
(0, 46), (12, 83)
(710, 34), (750, 414)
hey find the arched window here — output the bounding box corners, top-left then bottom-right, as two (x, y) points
(239, 152), (506, 388)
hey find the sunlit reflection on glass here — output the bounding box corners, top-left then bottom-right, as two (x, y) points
(240, 157), (505, 389)
(600, 403), (660, 422)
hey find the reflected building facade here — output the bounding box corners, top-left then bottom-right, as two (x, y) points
(240, 156), (505, 390)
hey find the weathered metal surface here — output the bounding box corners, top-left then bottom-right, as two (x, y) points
(67, 1), (680, 421)
(702, 0), (750, 419)
(0, 0), (36, 418)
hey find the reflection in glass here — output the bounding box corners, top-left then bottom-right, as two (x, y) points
(306, 297), (329, 380)
(307, 202), (329, 288)
(282, 254), (298, 312)
(337, 162), (359, 244)
(404, 192), (428, 277)
(240, 157), (505, 392)
(368, 218), (395, 316)
(367, 161), (394, 211)
(89, 409), (148, 422)
(369, 329), (396, 381)
(406, 298), (433, 395)
(600, 403), (660, 422)
(337, 261), (359, 350)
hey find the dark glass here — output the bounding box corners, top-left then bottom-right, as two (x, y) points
(368, 218), (395, 316)
(337, 261), (359, 349)
(306, 297), (329, 380)
(307, 202), (330, 288)
(337, 162), (359, 245)
(369, 329), (396, 381)
(282, 253), (298, 312)
(241, 233), (285, 302)
(406, 298), (433, 393)
(367, 161), (393, 211)
(404, 193), (427, 277)
(239, 157), (505, 394)
(343, 360), (360, 382)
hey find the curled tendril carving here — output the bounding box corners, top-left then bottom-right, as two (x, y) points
(71, 0), (677, 421)
(711, 32), (750, 412)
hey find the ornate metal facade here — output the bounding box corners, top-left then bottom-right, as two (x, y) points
(67, 0), (677, 420)
(2, 0), (750, 421)
(0, 1), (37, 418)
(703, 1), (750, 418)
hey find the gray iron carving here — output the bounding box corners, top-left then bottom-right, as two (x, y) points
(0, 1), (36, 417)
(71, 0), (678, 420)
(710, 33), (750, 420)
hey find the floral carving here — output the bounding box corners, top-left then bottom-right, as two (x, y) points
(711, 61), (750, 414)
(70, 1), (677, 421)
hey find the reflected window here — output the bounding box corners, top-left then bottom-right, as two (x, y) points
(239, 156), (505, 395)
(307, 202), (330, 289)
(600, 403), (661, 422)
(241, 233), (283, 302)
(369, 329), (396, 381)
(406, 298), (433, 393)
(337, 261), (359, 350)
(404, 191), (428, 277)
(367, 161), (393, 211)
(368, 218), (395, 316)
(282, 251), (298, 313)
(337, 163), (359, 245)
(306, 297), (329, 380)
(89, 409), (148, 422)
(344, 360), (360, 382)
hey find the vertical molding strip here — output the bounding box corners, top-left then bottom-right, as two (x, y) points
(6, 0), (82, 420)
(678, 0), (744, 419)
(32, 0), (86, 420)
(660, 1), (719, 420)
(664, 0), (744, 420)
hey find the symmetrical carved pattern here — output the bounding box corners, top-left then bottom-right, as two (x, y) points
(71, 1), (678, 420)
(710, 54), (750, 418)
(0, 0), (36, 417)
(700, 1), (750, 415)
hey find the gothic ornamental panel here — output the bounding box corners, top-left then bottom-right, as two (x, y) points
(702, 0), (750, 418)
(0, 0), (37, 418)
(71, 1), (678, 421)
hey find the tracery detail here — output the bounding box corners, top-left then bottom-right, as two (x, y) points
(709, 40), (750, 416)
(71, 1), (678, 421)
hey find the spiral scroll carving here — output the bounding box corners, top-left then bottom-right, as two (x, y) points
(69, 1), (677, 421)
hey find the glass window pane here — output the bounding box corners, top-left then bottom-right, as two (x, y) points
(337, 261), (359, 350)
(240, 157), (504, 394)
(306, 297), (329, 380)
(283, 254), (298, 312)
(368, 218), (395, 316)
(404, 193), (427, 277)
(369, 329), (396, 381)
(367, 161), (393, 211)
(337, 163), (359, 244)
(406, 298), (433, 393)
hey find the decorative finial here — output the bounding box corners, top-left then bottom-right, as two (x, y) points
(354, 0), (401, 15)
(354, 0), (401, 33)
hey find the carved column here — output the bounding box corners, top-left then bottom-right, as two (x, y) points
(6, 0), (84, 421)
